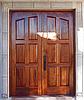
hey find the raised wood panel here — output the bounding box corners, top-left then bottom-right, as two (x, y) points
(29, 67), (38, 87)
(10, 11), (75, 96)
(48, 67), (57, 87)
(16, 44), (25, 63)
(24, 67), (29, 87)
(60, 44), (70, 63)
(29, 44), (38, 63)
(47, 86), (70, 95)
(60, 18), (69, 39)
(28, 16), (38, 40)
(47, 16), (56, 32)
(16, 87), (28, 96)
(47, 44), (57, 63)
(16, 19), (25, 40)
(16, 67), (25, 87)
(60, 67), (69, 86)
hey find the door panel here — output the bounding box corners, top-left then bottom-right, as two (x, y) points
(11, 12), (42, 96)
(47, 44), (57, 63)
(42, 12), (74, 95)
(60, 67), (69, 86)
(60, 43), (70, 63)
(10, 11), (75, 96)
(60, 18), (69, 39)
(28, 16), (38, 40)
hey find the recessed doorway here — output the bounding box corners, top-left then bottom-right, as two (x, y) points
(9, 10), (75, 96)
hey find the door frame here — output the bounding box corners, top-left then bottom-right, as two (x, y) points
(9, 9), (76, 96)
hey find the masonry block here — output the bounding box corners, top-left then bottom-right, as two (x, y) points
(2, 32), (8, 54)
(51, 2), (73, 9)
(0, 3), (2, 54)
(2, 78), (8, 98)
(34, 2), (50, 9)
(13, 2), (33, 9)
(0, 54), (3, 98)
(2, 54), (8, 77)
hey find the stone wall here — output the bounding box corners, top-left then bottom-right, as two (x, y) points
(0, 1), (84, 99)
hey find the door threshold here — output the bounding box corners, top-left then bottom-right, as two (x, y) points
(9, 96), (75, 100)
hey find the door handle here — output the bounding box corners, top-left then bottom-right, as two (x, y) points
(43, 52), (46, 71)
(34, 69), (36, 81)
(57, 33), (60, 39)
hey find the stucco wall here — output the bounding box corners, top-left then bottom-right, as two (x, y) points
(0, 1), (84, 100)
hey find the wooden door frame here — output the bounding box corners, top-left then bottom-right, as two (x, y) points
(9, 9), (76, 96)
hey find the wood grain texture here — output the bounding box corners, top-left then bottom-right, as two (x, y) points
(10, 11), (75, 96)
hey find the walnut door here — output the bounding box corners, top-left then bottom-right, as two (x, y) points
(41, 12), (75, 96)
(10, 11), (75, 96)
(10, 12), (42, 96)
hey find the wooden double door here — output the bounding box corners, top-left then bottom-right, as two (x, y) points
(10, 11), (75, 96)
